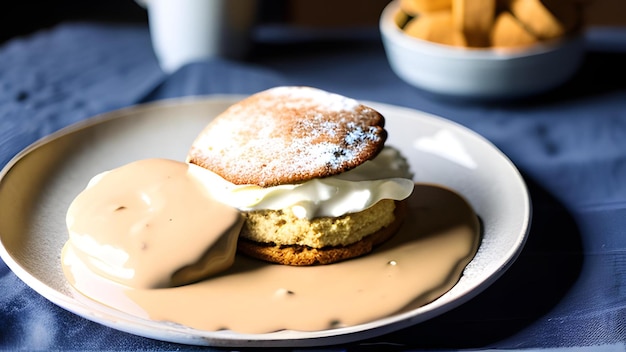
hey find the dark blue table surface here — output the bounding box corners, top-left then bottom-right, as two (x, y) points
(1, 22), (626, 351)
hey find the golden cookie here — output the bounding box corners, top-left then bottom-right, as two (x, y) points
(187, 86), (387, 187)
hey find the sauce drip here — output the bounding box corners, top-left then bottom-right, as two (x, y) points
(62, 159), (480, 334)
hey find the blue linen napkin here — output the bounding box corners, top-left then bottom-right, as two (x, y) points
(0, 23), (165, 168)
(1, 22), (626, 351)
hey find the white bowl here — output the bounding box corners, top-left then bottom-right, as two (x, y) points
(379, 0), (585, 99)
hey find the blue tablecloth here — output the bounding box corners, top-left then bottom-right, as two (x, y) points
(1, 22), (626, 351)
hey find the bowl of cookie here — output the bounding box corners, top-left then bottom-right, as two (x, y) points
(380, 0), (585, 99)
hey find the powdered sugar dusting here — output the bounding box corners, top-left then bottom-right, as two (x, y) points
(267, 86), (361, 112)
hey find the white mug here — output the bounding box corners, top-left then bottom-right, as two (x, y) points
(139, 0), (257, 73)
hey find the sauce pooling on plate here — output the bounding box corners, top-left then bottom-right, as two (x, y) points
(62, 159), (480, 334)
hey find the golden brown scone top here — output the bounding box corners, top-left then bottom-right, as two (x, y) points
(188, 86), (387, 187)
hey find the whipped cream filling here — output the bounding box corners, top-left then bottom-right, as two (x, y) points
(191, 147), (415, 219)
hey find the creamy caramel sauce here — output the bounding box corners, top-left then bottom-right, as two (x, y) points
(62, 159), (480, 334)
(64, 159), (243, 289)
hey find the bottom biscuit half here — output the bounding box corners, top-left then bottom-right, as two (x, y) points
(237, 201), (407, 266)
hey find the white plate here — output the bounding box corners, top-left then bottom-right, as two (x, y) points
(0, 96), (531, 347)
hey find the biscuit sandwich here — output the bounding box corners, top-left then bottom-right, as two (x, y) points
(187, 86), (414, 265)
